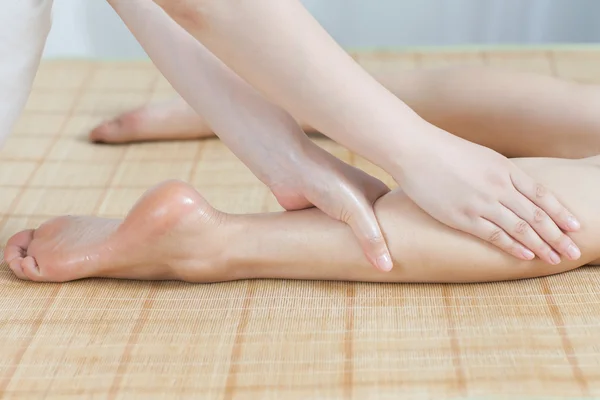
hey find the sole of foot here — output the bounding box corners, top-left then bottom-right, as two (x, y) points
(4, 180), (232, 283)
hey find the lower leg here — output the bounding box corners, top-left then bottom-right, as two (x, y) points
(89, 96), (316, 143)
(90, 67), (600, 159)
(378, 67), (600, 158)
(231, 156), (600, 283)
(4, 156), (600, 283)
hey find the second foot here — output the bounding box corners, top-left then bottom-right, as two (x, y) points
(89, 99), (214, 144)
(4, 181), (234, 283)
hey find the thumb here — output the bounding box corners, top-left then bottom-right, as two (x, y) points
(343, 202), (393, 272)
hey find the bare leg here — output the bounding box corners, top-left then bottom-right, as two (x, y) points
(90, 67), (600, 159)
(89, 97), (314, 143)
(4, 156), (600, 283)
(240, 156), (600, 283)
(381, 67), (600, 159)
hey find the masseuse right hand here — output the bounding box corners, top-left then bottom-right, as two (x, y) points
(267, 139), (393, 272)
(394, 120), (582, 266)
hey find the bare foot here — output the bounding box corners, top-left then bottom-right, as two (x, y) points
(89, 98), (214, 143)
(4, 181), (233, 283)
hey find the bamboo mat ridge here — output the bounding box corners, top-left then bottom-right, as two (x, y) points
(1, 48), (600, 398)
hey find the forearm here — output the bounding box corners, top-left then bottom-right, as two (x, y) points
(152, 0), (424, 171)
(225, 157), (600, 283)
(0, 0), (53, 145)
(109, 0), (308, 185)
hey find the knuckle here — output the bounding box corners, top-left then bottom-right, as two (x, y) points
(533, 207), (546, 223)
(366, 235), (385, 246)
(338, 208), (353, 224)
(534, 241), (553, 254)
(556, 207), (571, 221)
(488, 229), (504, 243)
(477, 188), (499, 204)
(485, 169), (509, 188)
(514, 220), (530, 235)
(535, 183), (547, 199)
(463, 204), (483, 219)
(549, 233), (572, 249)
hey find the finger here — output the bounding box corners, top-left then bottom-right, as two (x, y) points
(469, 218), (536, 261)
(502, 192), (581, 261)
(343, 202), (393, 272)
(511, 170), (581, 232)
(487, 204), (561, 265)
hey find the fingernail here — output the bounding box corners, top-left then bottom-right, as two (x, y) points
(567, 216), (581, 230)
(549, 251), (561, 265)
(522, 248), (535, 260)
(567, 244), (581, 260)
(376, 254), (393, 272)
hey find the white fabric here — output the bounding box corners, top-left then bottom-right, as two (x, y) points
(0, 0), (53, 145)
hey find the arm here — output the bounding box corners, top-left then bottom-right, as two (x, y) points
(108, 0), (394, 271)
(224, 156), (600, 283)
(106, 0), (306, 186)
(0, 0), (53, 145)
(137, 0), (582, 267)
(149, 0), (420, 167)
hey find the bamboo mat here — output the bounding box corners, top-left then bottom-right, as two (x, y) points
(2, 48), (600, 399)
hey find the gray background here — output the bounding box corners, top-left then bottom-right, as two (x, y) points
(43, 0), (600, 59)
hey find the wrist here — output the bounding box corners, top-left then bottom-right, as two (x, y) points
(374, 117), (434, 178)
(222, 216), (268, 281)
(389, 122), (461, 186)
(214, 218), (251, 281)
(260, 134), (312, 184)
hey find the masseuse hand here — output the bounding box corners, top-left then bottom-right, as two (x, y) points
(268, 139), (393, 272)
(397, 121), (581, 265)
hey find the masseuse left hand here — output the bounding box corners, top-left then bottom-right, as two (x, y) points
(268, 139), (392, 271)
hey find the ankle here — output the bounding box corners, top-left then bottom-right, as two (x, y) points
(219, 216), (265, 281)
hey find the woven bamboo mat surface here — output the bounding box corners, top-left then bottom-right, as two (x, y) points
(2, 47), (600, 399)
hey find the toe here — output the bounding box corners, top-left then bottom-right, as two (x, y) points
(8, 257), (27, 280)
(5, 229), (35, 281)
(5, 229), (34, 263)
(89, 118), (125, 143)
(21, 256), (42, 282)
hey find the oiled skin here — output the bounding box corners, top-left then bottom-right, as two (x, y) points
(4, 156), (600, 284)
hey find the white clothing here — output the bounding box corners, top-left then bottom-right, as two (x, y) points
(0, 0), (53, 145)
